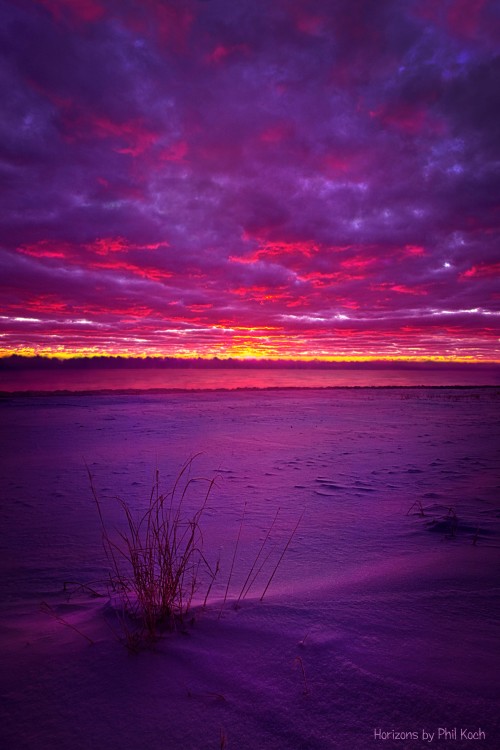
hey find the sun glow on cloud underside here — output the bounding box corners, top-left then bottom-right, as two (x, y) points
(0, 0), (499, 364)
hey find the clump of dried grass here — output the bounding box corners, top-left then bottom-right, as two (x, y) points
(88, 458), (218, 645)
(88, 457), (303, 649)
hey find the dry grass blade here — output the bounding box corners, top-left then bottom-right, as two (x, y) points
(406, 499), (425, 517)
(40, 601), (94, 644)
(294, 655), (310, 695)
(260, 509), (304, 602)
(219, 501), (247, 618)
(236, 506), (281, 605)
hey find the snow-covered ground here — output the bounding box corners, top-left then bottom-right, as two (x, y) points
(1, 388), (499, 749)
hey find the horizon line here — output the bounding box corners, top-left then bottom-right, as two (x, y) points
(1, 353), (499, 369)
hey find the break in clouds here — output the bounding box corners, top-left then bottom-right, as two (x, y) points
(0, 0), (499, 359)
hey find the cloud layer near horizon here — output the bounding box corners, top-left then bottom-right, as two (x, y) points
(1, 0), (499, 360)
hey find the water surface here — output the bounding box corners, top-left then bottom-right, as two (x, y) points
(1, 366), (498, 393)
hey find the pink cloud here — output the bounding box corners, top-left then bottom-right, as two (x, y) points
(35, 0), (104, 24)
(298, 271), (359, 286)
(323, 153), (355, 173)
(295, 14), (325, 35)
(371, 283), (429, 296)
(158, 140), (189, 162)
(233, 239), (319, 266)
(207, 44), (250, 65)
(460, 262), (500, 279)
(447, 0), (486, 37)
(17, 241), (74, 260)
(52, 101), (161, 158)
(87, 237), (166, 256)
(401, 245), (426, 257)
(89, 237), (130, 256)
(26, 295), (69, 313)
(370, 102), (446, 136)
(259, 123), (293, 144)
(89, 116), (159, 156)
(414, 0), (499, 46)
(340, 256), (379, 271)
(91, 260), (172, 282)
(122, 0), (194, 51)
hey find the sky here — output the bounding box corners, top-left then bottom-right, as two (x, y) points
(1, 0), (499, 362)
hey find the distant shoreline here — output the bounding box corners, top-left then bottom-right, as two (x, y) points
(1, 355), (499, 371)
(1, 384), (498, 398)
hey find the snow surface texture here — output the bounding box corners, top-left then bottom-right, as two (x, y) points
(1, 388), (499, 749)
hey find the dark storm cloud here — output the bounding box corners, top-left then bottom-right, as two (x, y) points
(0, 0), (498, 359)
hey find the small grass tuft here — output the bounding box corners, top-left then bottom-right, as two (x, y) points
(88, 457), (219, 645)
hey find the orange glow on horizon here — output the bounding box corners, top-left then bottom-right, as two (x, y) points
(0, 345), (497, 365)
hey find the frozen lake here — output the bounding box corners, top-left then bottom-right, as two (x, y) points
(1, 387), (499, 748)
